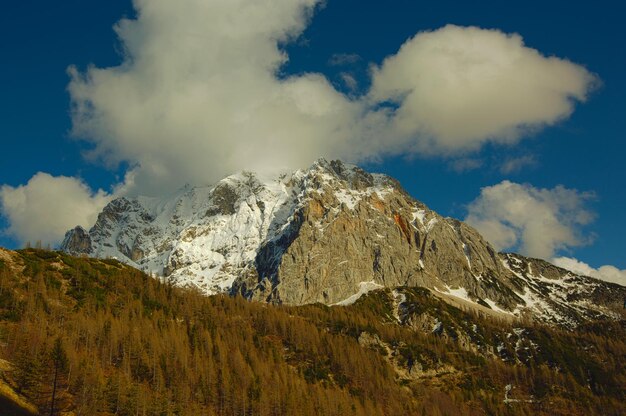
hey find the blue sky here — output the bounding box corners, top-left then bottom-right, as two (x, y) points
(0, 1), (624, 278)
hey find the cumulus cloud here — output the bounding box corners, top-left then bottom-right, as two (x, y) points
(465, 181), (595, 259)
(0, 173), (111, 246)
(552, 256), (626, 287)
(369, 25), (598, 153)
(68, 5), (598, 196)
(1, 3), (599, 244)
(67, 0), (374, 196)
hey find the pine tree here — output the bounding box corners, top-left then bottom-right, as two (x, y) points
(49, 337), (69, 416)
(14, 343), (45, 397)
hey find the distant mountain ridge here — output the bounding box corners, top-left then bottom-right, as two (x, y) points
(62, 159), (626, 327)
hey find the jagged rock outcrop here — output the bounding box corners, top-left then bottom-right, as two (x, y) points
(62, 226), (92, 255)
(61, 159), (626, 327)
(238, 164), (517, 308)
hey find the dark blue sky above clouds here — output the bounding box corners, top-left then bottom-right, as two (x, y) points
(0, 1), (624, 276)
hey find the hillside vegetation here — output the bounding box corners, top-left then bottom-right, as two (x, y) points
(0, 248), (624, 415)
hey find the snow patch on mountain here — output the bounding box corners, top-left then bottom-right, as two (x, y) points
(333, 281), (385, 306)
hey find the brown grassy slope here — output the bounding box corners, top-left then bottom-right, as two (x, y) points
(0, 248), (624, 416)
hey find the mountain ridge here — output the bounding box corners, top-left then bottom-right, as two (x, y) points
(62, 159), (626, 327)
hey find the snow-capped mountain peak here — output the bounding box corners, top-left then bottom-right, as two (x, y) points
(62, 159), (626, 327)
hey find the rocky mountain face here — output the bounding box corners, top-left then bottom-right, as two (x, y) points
(62, 159), (625, 327)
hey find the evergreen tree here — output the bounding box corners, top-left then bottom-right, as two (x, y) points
(48, 337), (68, 416)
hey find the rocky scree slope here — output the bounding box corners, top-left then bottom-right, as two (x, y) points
(62, 159), (626, 327)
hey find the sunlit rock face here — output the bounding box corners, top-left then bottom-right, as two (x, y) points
(62, 159), (626, 327)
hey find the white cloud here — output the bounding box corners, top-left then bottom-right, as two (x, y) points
(1, 4), (600, 244)
(0, 173), (111, 246)
(339, 72), (358, 91)
(449, 157), (483, 173)
(67, 7), (598, 197)
(552, 256), (626, 287)
(328, 53), (361, 66)
(499, 154), (537, 174)
(369, 25), (598, 153)
(67, 0), (365, 196)
(465, 180), (595, 259)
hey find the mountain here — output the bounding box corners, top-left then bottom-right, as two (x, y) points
(1, 248), (625, 415)
(62, 159), (626, 327)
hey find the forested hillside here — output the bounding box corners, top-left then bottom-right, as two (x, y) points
(0, 248), (624, 415)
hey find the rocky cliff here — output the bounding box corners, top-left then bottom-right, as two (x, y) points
(62, 159), (625, 327)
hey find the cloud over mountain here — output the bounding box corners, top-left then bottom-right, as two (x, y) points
(66, 2), (596, 196)
(0, 173), (111, 246)
(1, 0), (598, 244)
(465, 180), (595, 259)
(552, 256), (626, 287)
